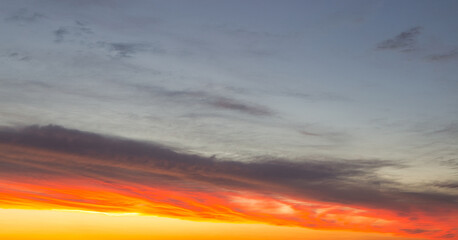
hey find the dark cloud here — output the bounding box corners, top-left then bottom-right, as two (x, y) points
(376, 26), (422, 52)
(299, 130), (322, 137)
(433, 181), (458, 189)
(53, 27), (69, 43)
(5, 8), (45, 23)
(102, 42), (149, 57)
(0, 125), (456, 215)
(401, 228), (431, 234)
(428, 49), (458, 61)
(130, 84), (273, 116)
(42, 0), (122, 9)
(97, 41), (164, 58)
(208, 97), (272, 116)
(441, 158), (458, 170)
(6, 52), (29, 61)
(432, 122), (458, 135)
(53, 21), (93, 43)
(440, 233), (456, 239)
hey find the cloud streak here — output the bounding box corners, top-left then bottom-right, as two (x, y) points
(4, 8), (45, 23)
(53, 21), (93, 43)
(427, 49), (458, 61)
(0, 125), (456, 239)
(376, 26), (422, 52)
(130, 84), (274, 116)
(97, 41), (163, 58)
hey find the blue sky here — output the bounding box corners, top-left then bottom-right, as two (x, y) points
(0, 0), (457, 188)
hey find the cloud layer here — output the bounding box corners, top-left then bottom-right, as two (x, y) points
(0, 125), (456, 239)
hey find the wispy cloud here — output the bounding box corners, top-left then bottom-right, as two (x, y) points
(6, 52), (30, 61)
(207, 97), (272, 116)
(427, 48), (458, 61)
(53, 21), (93, 43)
(53, 27), (69, 43)
(0, 125), (456, 239)
(442, 158), (458, 170)
(130, 84), (273, 116)
(97, 42), (151, 58)
(433, 181), (458, 189)
(4, 8), (45, 23)
(376, 26), (422, 52)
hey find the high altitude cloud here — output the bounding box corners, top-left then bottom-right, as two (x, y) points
(53, 27), (69, 43)
(4, 8), (45, 23)
(97, 41), (163, 58)
(0, 125), (456, 239)
(129, 84), (274, 116)
(427, 48), (458, 61)
(376, 26), (422, 52)
(53, 21), (93, 43)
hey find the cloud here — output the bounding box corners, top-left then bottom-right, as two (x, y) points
(0, 125), (456, 239)
(207, 97), (272, 116)
(427, 49), (458, 61)
(440, 233), (456, 239)
(97, 41), (165, 58)
(130, 84), (273, 116)
(433, 181), (458, 189)
(53, 27), (69, 43)
(299, 130), (323, 137)
(376, 26), (422, 52)
(53, 21), (93, 43)
(6, 52), (30, 61)
(401, 228), (432, 234)
(296, 129), (350, 147)
(441, 158), (458, 170)
(4, 8), (45, 23)
(99, 42), (151, 57)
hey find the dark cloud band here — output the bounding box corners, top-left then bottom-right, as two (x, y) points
(0, 125), (455, 213)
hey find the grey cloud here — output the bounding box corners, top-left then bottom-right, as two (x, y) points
(297, 129), (349, 145)
(97, 41), (164, 58)
(43, 0), (121, 8)
(53, 21), (93, 43)
(299, 130), (322, 137)
(208, 97), (272, 116)
(6, 52), (30, 61)
(428, 49), (458, 61)
(5, 8), (45, 23)
(442, 158), (458, 169)
(74, 20), (93, 34)
(131, 84), (273, 116)
(433, 181), (458, 189)
(54, 27), (69, 43)
(0, 125), (456, 214)
(376, 26), (422, 52)
(103, 42), (148, 57)
(432, 122), (458, 135)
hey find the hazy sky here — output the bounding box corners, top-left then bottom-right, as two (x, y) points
(0, 1), (457, 239)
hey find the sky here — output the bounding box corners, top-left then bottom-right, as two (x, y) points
(0, 0), (457, 240)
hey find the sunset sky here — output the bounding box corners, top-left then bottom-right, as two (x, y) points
(0, 1), (457, 240)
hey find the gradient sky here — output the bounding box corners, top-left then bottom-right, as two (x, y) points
(0, 1), (457, 240)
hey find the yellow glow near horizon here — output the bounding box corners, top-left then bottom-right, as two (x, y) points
(0, 208), (426, 240)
